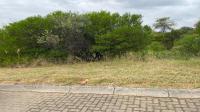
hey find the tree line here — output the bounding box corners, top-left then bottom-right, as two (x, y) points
(0, 11), (200, 66)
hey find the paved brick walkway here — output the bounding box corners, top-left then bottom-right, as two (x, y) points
(0, 91), (200, 112)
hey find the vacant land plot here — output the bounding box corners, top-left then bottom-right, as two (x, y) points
(0, 58), (200, 89)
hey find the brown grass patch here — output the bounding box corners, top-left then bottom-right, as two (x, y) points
(0, 57), (200, 89)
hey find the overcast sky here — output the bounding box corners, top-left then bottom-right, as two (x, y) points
(0, 0), (200, 28)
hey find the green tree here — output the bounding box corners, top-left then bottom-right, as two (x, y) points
(178, 27), (194, 35)
(154, 17), (175, 33)
(86, 11), (120, 37)
(93, 25), (149, 56)
(163, 30), (181, 50)
(4, 16), (50, 53)
(87, 11), (144, 55)
(46, 11), (92, 58)
(37, 30), (60, 49)
(176, 34), (200, 56)
(120, 13), (142, 27)
(195, 20), (200, 35)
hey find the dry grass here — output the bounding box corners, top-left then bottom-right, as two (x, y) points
(0, 57), (200, 89)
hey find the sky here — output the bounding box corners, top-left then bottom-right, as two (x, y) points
(0, 0), (200, 28)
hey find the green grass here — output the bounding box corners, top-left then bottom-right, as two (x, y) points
(0, 57), (200, 89)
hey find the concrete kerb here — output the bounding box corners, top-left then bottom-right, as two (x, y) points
(69, 86), (114, 94)
(114, 87), (169, 97)
(0, 84), (70, 93)
(168, 88), (200, 98)
(0, 84), (200, 98)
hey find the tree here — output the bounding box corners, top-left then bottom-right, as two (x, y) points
(163, 30), (181, 50)
(93, 25), (149, 56)
(3, 16), (50, 55)
(154, 17), (175, 33)
(0, 29), (6, 55)
(120, 13), (142, 27)
(46, 11), (92, 58)
(195, 20), (200, 35)
(178, 27), (194, 34)
(177, 34), (200, 56)
(37, 30), (60, 49)
(85, 11), (120, 38)
(87, 11), (144, 55)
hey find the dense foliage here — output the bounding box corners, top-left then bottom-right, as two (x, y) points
(0, 11), (199, 66)
(176, 34), (200, 56)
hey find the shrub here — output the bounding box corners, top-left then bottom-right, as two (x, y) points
(195, 21), (200, 35)
(93, 25), (149, 56)
(45, 50), (68, 62)
(147, 41), (165, 52)
(162, 30), (181, 50)
(176, 34), (200, 56)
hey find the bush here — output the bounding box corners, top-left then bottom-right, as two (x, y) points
(93, 25), (149, 56)
(152, 50), (190, 59)
(196, 21), (200, 35)
(0, 56), (32, 67)
(162, 30), (181, 50)
(45, 50), (68, 62)
(147, 41), (165, 51)
(176, 34), (200, 56)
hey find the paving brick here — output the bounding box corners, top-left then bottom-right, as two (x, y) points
(0, 91), (200, 112)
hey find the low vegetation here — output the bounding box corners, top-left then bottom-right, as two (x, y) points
(0, 56), (200, 89)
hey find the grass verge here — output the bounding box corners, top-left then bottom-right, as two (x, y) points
(0, 57), (200, 89)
